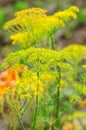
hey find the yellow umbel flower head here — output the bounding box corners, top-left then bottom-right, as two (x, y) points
(0, 47), (72, 72)
(63, 44), (86, 62)
(4, 6), (79, 48)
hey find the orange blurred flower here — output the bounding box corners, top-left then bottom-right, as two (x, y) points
(62, 122), (73, 130)
(0, 67), (17, 97)
(79, 98), (86, 108)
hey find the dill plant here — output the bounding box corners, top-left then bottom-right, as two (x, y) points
(0, 6), (80, 130)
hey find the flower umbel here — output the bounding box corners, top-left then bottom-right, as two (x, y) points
(4, 6), (79, 48)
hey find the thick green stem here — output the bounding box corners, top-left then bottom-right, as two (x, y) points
(32, 72), (39, 130)
(56, 67), (61, 129)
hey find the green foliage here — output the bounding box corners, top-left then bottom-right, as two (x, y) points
(77, 9), (86, 24)
(13, 1), (29, 11)
(0, 8), (7, 31)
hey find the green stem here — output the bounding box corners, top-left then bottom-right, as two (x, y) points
(56, 67), (61, 129)
(71, 105), (75, 130)
(50, 35), (56, 50)
(50, 34), (61, 129)
(17, 113), (25, 130)
(13, 123), (17, 130)
(32, 72), (39, 130)
(10, 101), (25, 130)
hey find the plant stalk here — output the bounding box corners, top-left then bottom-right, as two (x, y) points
(50, 35), (56, 50)
(56, 67), (61, 129)
(10, 96), (25, 130)
(17, 113), (25, 130)
(50, 34), (61, 129)
(32, 72), (39, 130)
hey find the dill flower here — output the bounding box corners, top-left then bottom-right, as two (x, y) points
(15, 7), (47, 17)
(63, 44), (86, 62)
(16, 70), (57, 98)
(4, 8), (47, 29)
(0, 48), (72, 97)
(82, 65), (86, 69)
(54, 6), (79, 20)
(4, 6), (79, 48)
(0, 47), (71, 72)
